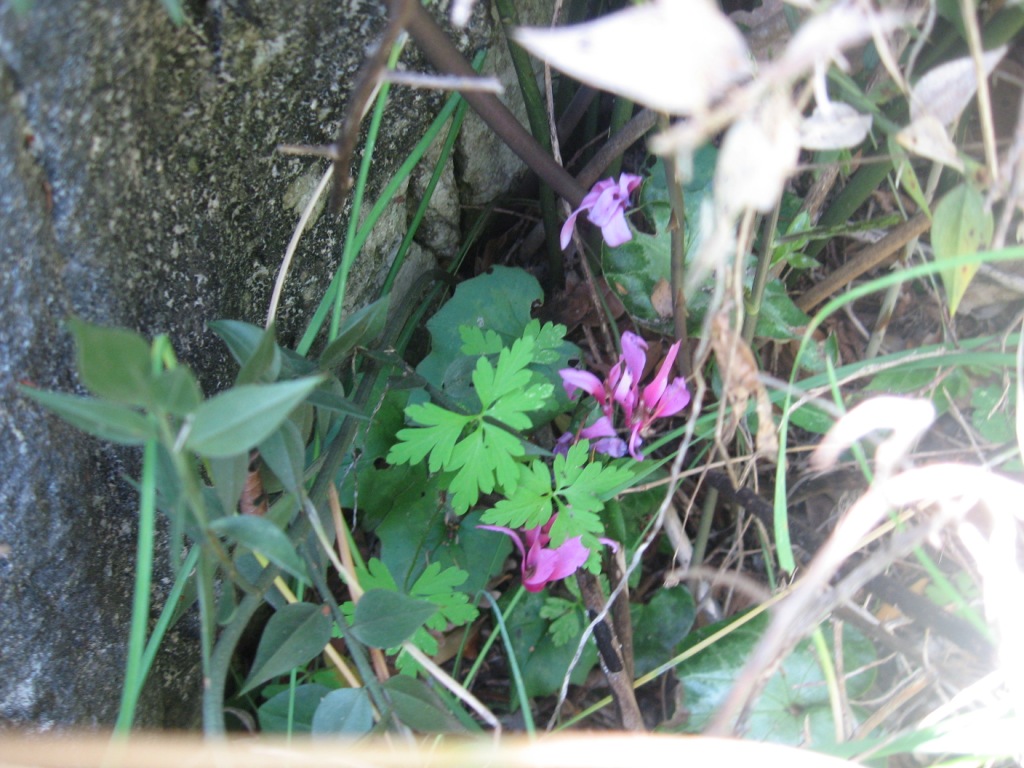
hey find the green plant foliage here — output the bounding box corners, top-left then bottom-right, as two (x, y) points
(19, 388), (155, 445)
(538, 596), (583, 647)
(415, 267), (578, 421)
(932, 182), (994, 316)
(240, 603), (332, 695)
(319, 294), (390, 371)
(184, 376), (323, 459)
(504, 589), (598, 699)
(629, 585), (696, 676)
(673, 612), (876, 747)
(382, 676), (470, 733)
(310, 688), (374, 736)
(208, 516), (306, 582)
(349, 589), (438, 649)
(67, 318), (155, 406)
(257, 684), (330, 733)
(344, 558), (478, 669)
(482, 440), (635, 561)
(388, 333), (554, 513)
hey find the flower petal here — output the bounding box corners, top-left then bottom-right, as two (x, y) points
(559, 206), (588, 249)
(559, 368), (607, 404)
(641, 340), (681, 407)
(620, 332), (648, 383)
(586, 185), (625, 228)
(599, 211), (633, 247)
(650, 378), (691, 419)
(545, 536), (590, 582)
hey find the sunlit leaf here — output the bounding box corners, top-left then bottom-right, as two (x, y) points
(910, 47), (1007, 125)
(896, 115), (964, 171)
(932, 183), (993, 316)
(514, 0), (751, 116)
(799, 103), (871, 150)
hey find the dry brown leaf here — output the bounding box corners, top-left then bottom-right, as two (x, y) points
(650, 277), (673, 319)
(514, 0), (751, 116)
(799, 102), (872, 150)
(910, 46), (1007, 125)
(896, 114), (965, 171)
(710, 311), (778, 459)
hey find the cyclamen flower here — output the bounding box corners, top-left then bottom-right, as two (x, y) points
(559, 332), (691, 460)
(560, 173), (643, 250)
(478, 517), (616, 593)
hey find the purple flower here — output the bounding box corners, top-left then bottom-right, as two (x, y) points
(559, 331), (691, 460)
(479, 518), (591, 592)
(560, 174), (643, 250)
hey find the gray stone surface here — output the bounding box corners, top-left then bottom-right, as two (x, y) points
(0, 0), (515, 730)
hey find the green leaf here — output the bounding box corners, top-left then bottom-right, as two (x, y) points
(209, 515), (306, 582)
(211, 319), (316, 378)
(383, 676), (468, 732)
(258, 419), (305, 495)
(240, 603), (331, 695)
(319, 294), (390, 371)
(208, 452), (249, 519)
(185, 376), (323, 458)
(311, 688), (374, 735)
(480, 460), (554, 531)
(151, 366), (202, 416)
(305, 386), (367, 420)
(673, 612), (876, 747)
(349, 589), (437, 649)
(630, 585), (696, 676)
(20, 387), (154, 445)
(235, 323), (282, 385)
(257, 684), (329, 733)
(933, 183), (993, 316)
(409, 562), (477, 631)
(67, 318), (155, 407)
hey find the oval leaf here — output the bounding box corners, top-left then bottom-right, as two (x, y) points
(68, 318), (154, 406)
(932, 183), (994, 316)
(258, 419), (306, 495)
(240, 603), (331, 695)
(311, 689), (374, 736)
(152, 366), (203, 416)
(20, 387), (154, 445)
(257, 683), (329, 733)
(184, 376), (323, 458)
(349, 589), (436, 649)
(911, 46), (1007, 125)
(208, 515), (306, 582)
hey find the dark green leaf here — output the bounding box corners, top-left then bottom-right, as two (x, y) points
(209, 515), (306, 582)
(630, 586), (696, 676)
(67, 318), (154, 406)
(211, 320), (317, 378)
(311, 688), (374, 736)
(240, 603), (331, 695)
(236, 322), (282, 385)
(258, 419), (305, 495)
(208, 452), (249, 519)
(257, 684), (329, 733)
(383, 676), (467, 733)
(348, 589), (436, 649)
(20, 387), (154, 445)
(184, 376), (323, 458)
(305, 387), (367, 420)
(152, 366), (202, 415)
(319, 295), (390, 370)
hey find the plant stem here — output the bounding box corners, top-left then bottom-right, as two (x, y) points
(742, 200), (781, 344)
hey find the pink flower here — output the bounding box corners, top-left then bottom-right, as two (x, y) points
(559, 331), (691, 460)
(560, 174), (643, 250)
(479, 517), (616, 592)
